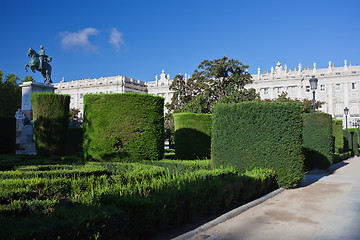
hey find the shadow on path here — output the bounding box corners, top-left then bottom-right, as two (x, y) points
(299, 160), (350, 187)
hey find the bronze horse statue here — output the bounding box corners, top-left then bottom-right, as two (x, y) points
(25, 48), (52, 84)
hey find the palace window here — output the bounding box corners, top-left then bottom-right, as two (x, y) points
(80, 94), (83, 98)
(263, 88), (269, 95)
(335, 84), (341, 90)
(320, 85), (325, 91)
(290, 86), (296, 93)
(352, 83), (357, 89)
(336, 72), (340, 75)
(320, 74), (325, 76)
(276, 87), (282, 94)
(306, 86), (310, 92)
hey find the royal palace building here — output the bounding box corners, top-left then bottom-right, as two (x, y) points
(54, 60), (360, 127)
(247, 60), (360, 127)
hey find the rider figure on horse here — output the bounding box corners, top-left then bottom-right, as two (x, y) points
(38, 45), (50, 70)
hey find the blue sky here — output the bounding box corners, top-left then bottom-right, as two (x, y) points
(1, 0), (360, 83)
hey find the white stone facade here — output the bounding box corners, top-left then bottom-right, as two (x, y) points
(54, 75), (147, 118)
(53, 71), (175, 117)
(53, 62), (360, 128)
(146, 70), (174, 113)
(247, 60), (360, 127)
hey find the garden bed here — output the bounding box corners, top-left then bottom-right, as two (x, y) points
(0, 155), (278, 239)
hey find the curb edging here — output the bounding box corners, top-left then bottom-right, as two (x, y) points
(172, 188), (285, 240)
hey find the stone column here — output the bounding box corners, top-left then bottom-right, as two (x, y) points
(20, 82), (56, 120)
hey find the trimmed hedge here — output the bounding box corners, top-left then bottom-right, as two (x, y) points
(344, 129), (359, 156)
(31, 93), (70, 156)
(83, 93), (164, 162)
(212, 102), (304, 187)
(332, 119), (344, 153)
(65, 127), (83, 155)
(303, 113), (333, 170)
(0, 117), (15, 154)
(0, 163), (277, 239)
(174, 113), (212, 160)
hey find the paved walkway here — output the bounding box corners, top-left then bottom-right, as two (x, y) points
(180, 156), (360, 240)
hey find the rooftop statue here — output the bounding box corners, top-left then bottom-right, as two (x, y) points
(25, 46), (52, 84)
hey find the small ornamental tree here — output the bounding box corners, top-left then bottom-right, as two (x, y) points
(31, 92), (70, 156)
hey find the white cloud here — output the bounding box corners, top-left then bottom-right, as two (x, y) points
(109, 28), (125, 52)
(58, 28), (100, 52)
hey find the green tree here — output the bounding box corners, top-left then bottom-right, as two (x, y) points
(166, 56), (259, 114)
(270, 92), (325, 113)
(22, 75), (34, 83)
(0, 71), (21, 117)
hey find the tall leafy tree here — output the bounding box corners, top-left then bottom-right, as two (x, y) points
(166, 56), (259, 114)
(269, 92), (325, 113)
(0, 71), (21, 117)
(22, 75), (34, 83)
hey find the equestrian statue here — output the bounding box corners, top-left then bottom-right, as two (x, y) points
(25, 45), (52, 84)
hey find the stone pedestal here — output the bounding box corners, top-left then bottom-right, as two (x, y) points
(16, 125), (36, 155)
(20, 82), (56, 120)
(16, 82), (56, 155)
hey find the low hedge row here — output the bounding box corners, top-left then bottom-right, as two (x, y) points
(333, 151), (352, 164)
(0, 162), (277, 239)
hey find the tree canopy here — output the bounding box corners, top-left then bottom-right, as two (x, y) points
(0, 71), (21, 117)
(268, 92), (325, 113)
(166, 56), (259, 114)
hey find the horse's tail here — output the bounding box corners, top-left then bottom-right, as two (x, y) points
(25, 64), (28, 72)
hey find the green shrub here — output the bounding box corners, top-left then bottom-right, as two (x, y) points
(31, 92), (70, 156)
(303, 113), (333, 170)
(344, 129), (359, 156)
(332, 119), (344, 153)
(212, 102), (305, 187)
(83, 93), (164, 162)
(333, 151), (351, 164)
(65, 127), (83, 156)
(0, 161), (277, 239)
(0, 117), (15, 154)
(174, 113), (212, 160)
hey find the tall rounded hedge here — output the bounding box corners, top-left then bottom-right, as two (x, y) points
(174, 113), (212, 160)
(332, 119), (344, 153)
(303, 113), (333, 170)
(83, 93), (164, 162)
(31, 92), (70, 156)
(212, 102), (305, 187)
(0, 117), (16, 154)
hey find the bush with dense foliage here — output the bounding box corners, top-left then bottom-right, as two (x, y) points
(212, 101), (304, 187)
(0, 159), (277, 239)
(174, 113), (212, 159)
(83, 93), (164, 162)
(332, 119), (344, 153)
(31, 92), (70, 156)
(0, 117), (15, 154)
(65, 127), (83, 155)
(303, 113), (333, 170)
